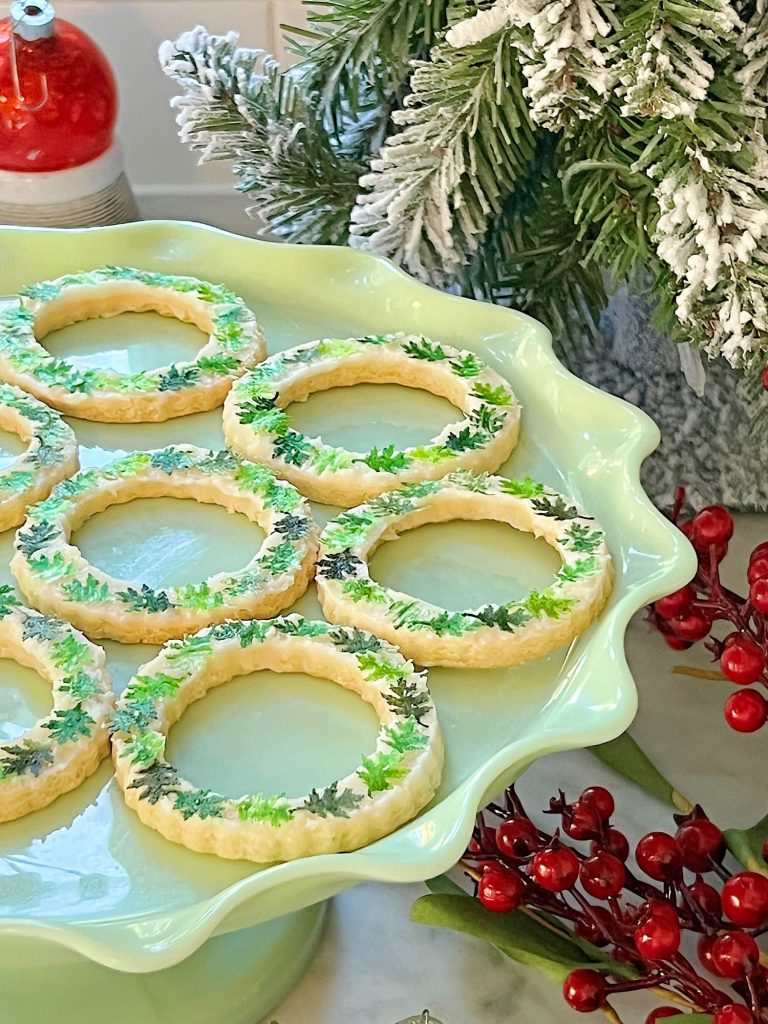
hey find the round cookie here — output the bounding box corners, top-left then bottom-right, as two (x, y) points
(0, 587), (114, 822)
(0, 382), (78, 532)
(0, 267), (266, 422)
(315, 472), (613, 668)
(223, 333), (520, 506)
(11, 446), (319, 644)
(111, 616), (443, 862)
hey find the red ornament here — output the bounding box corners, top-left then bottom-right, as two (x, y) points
(0, 1), (116, 171)
(579, 851), (625, 900)
(674, 819), (725, 873)
(496, 818), (540, 861)
(578, 786), (615, 822)
(691, 506), (734, 549)
(709, 931), (760, 979)
(634, 913), (681, 960)
(720, 639), (765, 685)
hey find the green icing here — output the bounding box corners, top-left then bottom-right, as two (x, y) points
(121, 731), (166, 767)
(384, 718), (428, 753)
(301, 783), (363, 818)
(357, 751), (408, 795)
(43, 706), (94, 744)
(237, 793), (293, 825)
(61, 575), (111, 603)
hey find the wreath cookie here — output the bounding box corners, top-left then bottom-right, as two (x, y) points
(0, 267), (266, 422)
(0, 587), (113, 822)
(315, 472), (613, 668)
(0, 382), (78, 532)
(111, 615), (442, 862)
(223, 333), (520, 507)
(11, 446), (319, 644)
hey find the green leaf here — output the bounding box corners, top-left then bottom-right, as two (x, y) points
(301, 782), (363, 818)
(239, 405), (290, 433)
(237, 620), (271, 646)
(43, 705), (94, 744)
(725, 813), (768, 875)
(472, 382), (514, 406)
(402, 337), (448, 361)
(342, 578), (388, 603)
(273, 617), (329, 637)
(531, 494), (582, 520)
(316, 550), (364, 580)
(263, 481), (301, 512)
(150, 448), (195, 475)
(565, 524), (604, 553)
(556, 556), (597, 583)
(470, 604), (531, 631)
(0, 470), (35, 492)
(521, 589), (575, 620)
(399, 480), (441, 498)
(470, 406), (507, 433)
(237, 793), (293, 825)
(311, 446), (355, 472)
(409, 444), (456, 464)
(0, 740), (54, 778)
(128, 762), (179, 804)
(317, 338), (360, 359)
(19, 281), (61, 301)
(321, 511), (376, 551)
(383, 717), (428, 753)
(120, 731), (166, 767)
(0, 585), (20, 618)
(589, 733), (693, 814)
(273, 430), (312, 465)
(359, 444), (412, 473)
(356, 652), (406, 681)
(329, 626), (381, 654)
(260, 540), (300, 576)
(22, 613), (62, 643)
(444, 428), (486, 452)
(16, 520), (60, 556)
(385, 677), (431, 724)
(411, 893), (629, 984)
(357, 750), (408, 794)
(173, 788), (226, 820)
(60, 672), (101, 701)
(110, 705), (153, 735)
(118, 584), (173, 612)
(366, 492), (415, 516)
(420, 610), (472, 636)
(157, 364), (200, 391)
(27, 552), (75, 581)
(176, 582), (224, 610)
(62, 574), (111, 603)
(197, 354), (239, 374)
(450, 353), (484, 378)
(273, 514), (311, 540)
(124, 673), (183, 703)
(51, 634), (91, 673)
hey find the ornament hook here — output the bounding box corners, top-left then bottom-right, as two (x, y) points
(8, 0), (53, 111)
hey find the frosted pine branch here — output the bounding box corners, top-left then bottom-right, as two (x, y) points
(350, 29), (535, 284)
(653, 140), (768, 366)
(448, 0), (616, 131)
(616, 0), (741, 119)
(734, 0), (768, 108)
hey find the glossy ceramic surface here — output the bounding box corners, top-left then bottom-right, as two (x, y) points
(0, 222), (696, 972)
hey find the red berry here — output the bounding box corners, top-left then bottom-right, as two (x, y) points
(646, 1011), (682, 1023)
(496, 818), (540, 861)
(751, 542), (768, 562)
(748, 555), (768, 585)
(574, 906), (613, 947)
(763, 365), (768, 392)
(710, 930), (760, 978)
(595, 828), (630, 863)
(669, 610), (710, 642)
(689, 878), (722, 919)
(763, 834), (768, 866)
(642, 898), (679, 925)
(562, 969), (606, 1013)
(635, 833), (682, 881)
(698, 933), (718, 972)
(711, 542), (729, 564)
(722, 872), (768, 928)
(579, 786), (615, 823)
(674, 819), (725, 873)
(530, 847), (580, 892)
(564, 802), (603, 841)
(477, 866), (526, 913)
(751, 578), (768, 615)
(580, 852), (626, 900)
(655, 586), (695, 620)
(634, 914), (681, 960)
(724, 690), (768, 732)
(720, 639), (765, 685)
(664, 634), (693, 651)
(714, 1006), (753, 1024)
(692, 506), (734, 549)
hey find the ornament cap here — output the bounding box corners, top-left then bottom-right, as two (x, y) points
(9, 0), (54, 41)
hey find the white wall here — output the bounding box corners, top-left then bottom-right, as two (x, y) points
(53, 1), (308, 232)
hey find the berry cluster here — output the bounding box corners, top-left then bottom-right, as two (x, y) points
(650, 490), (768, 734)
(465, 784), (768, 1023)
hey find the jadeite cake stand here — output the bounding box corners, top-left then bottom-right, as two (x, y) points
(0, 222), (695, 1024)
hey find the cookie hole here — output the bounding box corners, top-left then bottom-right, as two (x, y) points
(73, 498), (265, 590)
(165, 671), (380, 799)
(0, 659), (52, 741)
(0, 426), (28, 471)
(370, 520), (562, 611)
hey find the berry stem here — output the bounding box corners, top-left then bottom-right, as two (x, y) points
(672, 666), (727, 681)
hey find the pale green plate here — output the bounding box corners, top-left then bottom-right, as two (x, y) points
(0, 222), (695, 973)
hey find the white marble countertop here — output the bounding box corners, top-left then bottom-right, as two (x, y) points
(262, 518), (766, 1024)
